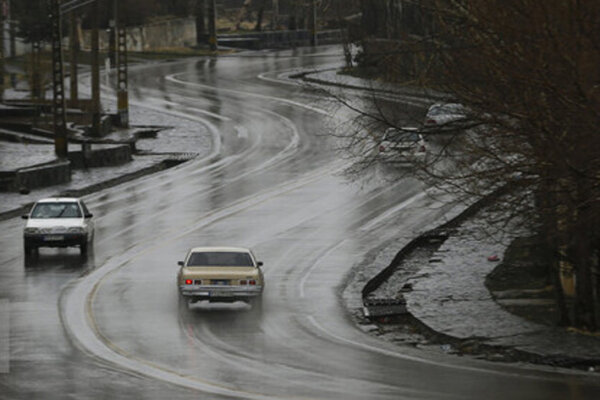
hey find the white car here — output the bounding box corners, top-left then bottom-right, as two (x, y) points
(424, 103), (468, 127)
(377, 127), (427, 163)
(22, 197), (94, 255)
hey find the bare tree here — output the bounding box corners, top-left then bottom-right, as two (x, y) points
(342, 0), (600, 330)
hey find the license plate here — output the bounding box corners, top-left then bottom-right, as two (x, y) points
(44, 235), (64, 241)
(212, 280), (229, 285)
(211, 291), (228, 297)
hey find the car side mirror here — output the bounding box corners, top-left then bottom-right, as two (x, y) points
(177, 261), (184, 266)
(85, 213), (93, 219)
(21, 214), (29, 220)
(257, 261), (263, 268)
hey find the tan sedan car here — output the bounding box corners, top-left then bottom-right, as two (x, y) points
(177, 246), (264, 309)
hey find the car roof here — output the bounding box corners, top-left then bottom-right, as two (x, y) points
(188, 246), (252, 254)
(428, 102), (465, 111)
(36, 197), (80, 203)
(385, 126), (419, 133)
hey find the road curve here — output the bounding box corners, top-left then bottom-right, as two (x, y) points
(2, 46), (600, 400)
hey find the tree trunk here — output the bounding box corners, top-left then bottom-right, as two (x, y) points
(70, 14), (80, 103)
(254, 0), (266, 31)
(31, 42), (41, 102)
(271, 0), (279, 29)
(207, 0), (217, 51)
(572, 180), (599, 330)
(237, 0), (252, 30)
(195, 0), (206, 44)
(538, 182), (571, 326)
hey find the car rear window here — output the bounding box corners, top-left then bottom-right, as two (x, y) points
(31, 202), (82, 218)
(387, 131), (420, 143)
(187, 252), (254, 267)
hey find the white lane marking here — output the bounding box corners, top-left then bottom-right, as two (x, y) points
(299, 241), (346, 299)
(80, 99), (223, 209)
(60, 162), (350, 397)
(257, 71), (303, 88)
(160, 99), (232, 122)
(360, 191), (427, 232)
(294, 188), (594, 381)
(256, 63), (343, 86)
(256, 66), (432, 108)
(166, 73), (331, 117)
(128, 98), (223, 159)
(62, 270), (281, 400)
(305, 315), (559, 382)
(83, 89), (305, 216)
(299, 190), (424, 299)
(90, 107), (301, 245)
(154, 97), (232, 122)
(182, 106), (232, 122)
(235, 126), (249, 139)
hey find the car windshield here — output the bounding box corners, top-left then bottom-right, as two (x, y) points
(387, 131), (420, 143)
(31, 202), (82, 218)
(187, 252), (254, 267)
(429, 104), (465, 116)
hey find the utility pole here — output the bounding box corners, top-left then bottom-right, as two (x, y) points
(108, 0), (116, 66)
(8, 0), (14, 58)
(310, 0), (317, 47)
(31, 41), (41, 101)
(116, 1), (128, 127)
(90, 0), (101, 136)
(289, 1), (297, 31)
(49, 0), (68, 158)
(69, 12), (79, 104)
(8, 0), (16, 88)
(208, 0), (217, 51)
(271, 0), (279, 29)
(0, 0), (5, 102)
(195, 0), (206, 46)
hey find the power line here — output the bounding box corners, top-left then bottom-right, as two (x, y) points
(60, 0), (96, 15)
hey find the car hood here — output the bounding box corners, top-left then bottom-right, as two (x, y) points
(181, 267), (259, 280)
(26, 218), (85, 229)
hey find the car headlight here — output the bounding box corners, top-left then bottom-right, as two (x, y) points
(67, 227), (85, 234)
(24, 227), (40, 234)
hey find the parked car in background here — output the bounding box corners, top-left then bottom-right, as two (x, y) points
(177, 246), (265, 309)
(377, 127), (427, 164)
(423, 103), (468, 127)
(22, 197), (94, 255)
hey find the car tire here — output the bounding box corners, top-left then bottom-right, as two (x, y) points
(80, 240), (88, 255)
(24, 242), (36, 256)
(249, 296), (263, 312)
(178, 293), (190, 311)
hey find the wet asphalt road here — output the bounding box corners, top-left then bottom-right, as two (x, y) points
(2, 46), (600, 399)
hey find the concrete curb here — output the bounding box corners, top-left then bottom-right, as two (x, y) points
(362, 188), (501, 299)
(361, 188), (600, 370)
(296, 69), (449, 103)
(0, 158), (187, 222)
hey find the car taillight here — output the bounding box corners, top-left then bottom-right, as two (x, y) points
(420, 145), (426, 152)
(249, 280), (256, 285)
(185, 279), (193, 285)
(240, 280), (247, 285)
(379, 145), (386, 152)
(426, 119), (436, 125)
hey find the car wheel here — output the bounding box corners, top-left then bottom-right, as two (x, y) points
(178, 294), (190, 311)
(24, 242), (36, 256)
(80, 240), (88, 255)
(249, 296), (263, 311)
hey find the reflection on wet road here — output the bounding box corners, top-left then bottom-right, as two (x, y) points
(1, 46), (599, 399)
